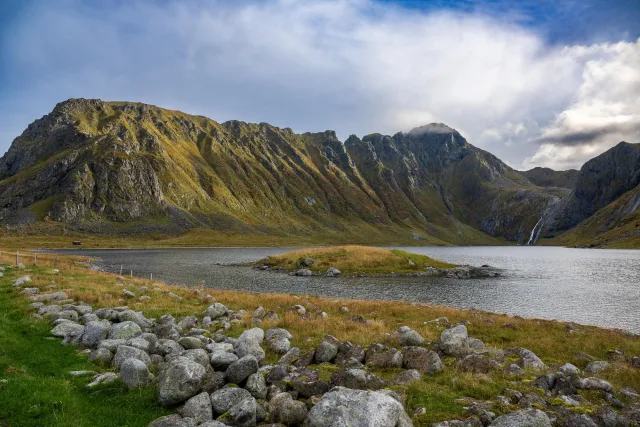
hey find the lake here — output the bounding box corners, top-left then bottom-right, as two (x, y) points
(51, 246), (640, 333)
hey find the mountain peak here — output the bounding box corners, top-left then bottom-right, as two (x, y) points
(407, 123), (457, 136)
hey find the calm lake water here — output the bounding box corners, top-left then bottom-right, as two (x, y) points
(52, 246), (640, 333)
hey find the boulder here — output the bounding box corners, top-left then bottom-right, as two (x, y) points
(120, 358), (152, 389)
(326, 267), (341, 277)
(89, 348), (113, 366)
(305, 386), (412, 427)
(222, 396), (256, 427)
(315, 340), (339, 363)
(234, 328), (265, 362)
(558, 363), (580, 376)
(204, 303), (228, 320)
(178, 392), (212, 425)
(396, 326), (425, 346)
(179, 337), (205, 350)
(225, 355), (259, 385)
(29, 292), (68, 302)
(390, 369), (421, 386)
(245, 372), (267, 400)
(211, 388), (253, 415)
(265, 328), (292, 354)
(113, 345), (151, 369)
(148, 414), (196, 427)
(489, 409), (551, 427)
(438, 325), (472, 356)
(109, 321), (142, 340)
(402, 347), (443, 375)
(367, 347), (403, 369)
(80, 320), (112, 348)
(157, 356), (207, 406)
(12, 276), (31, 287)
(51, 322), (84, 339)
(577, 377), (614, 393)
(278, 347), (300, 365)
(269, 392), (308, 425)
(211, 351), (238, 370)
(583, 360), (610, 374)
(515, 348), (548, 371)
(295, 269), (313, 277)
(330, 368), (386, 390)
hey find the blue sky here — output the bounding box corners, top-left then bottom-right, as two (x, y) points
(1, 0), (639, 169)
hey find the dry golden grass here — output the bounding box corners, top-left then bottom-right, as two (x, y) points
(261, 245), (457, 274)
(3, 249), (640, 425)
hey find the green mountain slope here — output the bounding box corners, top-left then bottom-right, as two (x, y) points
(0, 98), (637, 247)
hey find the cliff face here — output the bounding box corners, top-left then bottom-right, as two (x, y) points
(541, 142), (640, 238)
(0, 98), (637, 246)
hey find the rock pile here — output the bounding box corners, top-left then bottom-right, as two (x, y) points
(11, 271), (640, 427)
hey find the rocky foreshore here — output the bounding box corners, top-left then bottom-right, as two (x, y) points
(7, 266), (640, 427)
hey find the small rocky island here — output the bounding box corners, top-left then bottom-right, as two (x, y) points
(255, 246), (500, 279)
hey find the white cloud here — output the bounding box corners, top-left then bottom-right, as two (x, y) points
(0, 0), (638, 170)
(523, 39), (640, 169)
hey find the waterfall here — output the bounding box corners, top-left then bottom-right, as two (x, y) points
(527, 217), (543, 245)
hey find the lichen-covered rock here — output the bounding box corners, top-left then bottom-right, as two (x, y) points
(113, 345), (151, 369)
(305, 386), (412, 427)
(210, 387), (253, 415)
(225, 355), (259, 385)
(204, 303), (228, 320)
(211, 351), (238, 370)
(234, 328), (265, 362)
(157, 356), (207, 406)
(396, 326), (425, 346)
(489, 409), (551, 427)
(178, 392), (212, 425)
(269, 392), (308, 425)
(120, 358), (152, 389)
(314, 340), (338, 363)
(108, 321), (142, 340)
(80, 320), (112, 348)
(245, 373), (267, 400)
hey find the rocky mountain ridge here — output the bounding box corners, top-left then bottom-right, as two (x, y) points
(0, 99), (638, 247)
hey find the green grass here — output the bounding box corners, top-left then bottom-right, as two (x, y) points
(259, 245), (458, 274)
(0, 268), (171, 427)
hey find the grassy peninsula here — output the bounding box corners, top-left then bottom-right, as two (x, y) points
(258, 245), (457, 274)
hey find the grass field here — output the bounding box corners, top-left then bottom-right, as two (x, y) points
(259, 245), (458, 274)
(0, 250), (639, 426)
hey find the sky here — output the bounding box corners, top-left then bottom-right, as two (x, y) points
(0, 0), (639, 170)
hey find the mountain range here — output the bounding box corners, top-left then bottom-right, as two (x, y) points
(0, 99), (638, 248)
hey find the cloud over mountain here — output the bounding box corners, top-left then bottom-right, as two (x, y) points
(0, 0), (637, 170)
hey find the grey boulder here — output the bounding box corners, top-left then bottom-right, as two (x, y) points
(178, 392), (212, 425)
(305, 386), (412, 427)
(225, 355), (259, 384)
(157, 356), (207, 406)
(489, 409), (551, 427)
(120, 358), (152, 389)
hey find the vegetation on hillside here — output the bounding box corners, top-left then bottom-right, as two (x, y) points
(259, 245), (457, 274)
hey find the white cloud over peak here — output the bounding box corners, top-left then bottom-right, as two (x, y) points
(1, 0), (638, 170)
